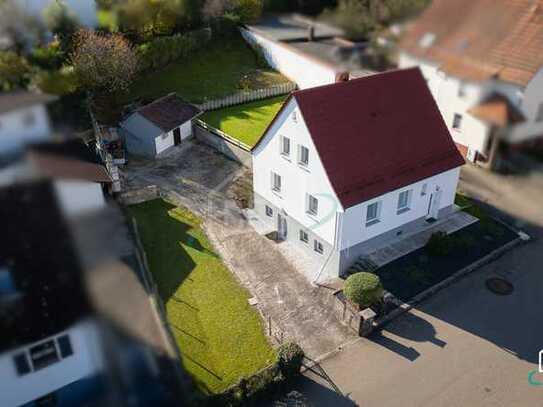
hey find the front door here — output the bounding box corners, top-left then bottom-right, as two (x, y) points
(277, 214), (287, 240)
(173, 127), (181, 145)
(427, 187), (442, 220)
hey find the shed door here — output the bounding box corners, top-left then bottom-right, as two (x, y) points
(173, 128), (181, 145)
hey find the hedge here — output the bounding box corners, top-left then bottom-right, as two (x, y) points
(137, 28), (212, 72)
(205, 342), (305, 407)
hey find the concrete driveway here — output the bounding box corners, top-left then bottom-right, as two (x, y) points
(289, 165), (543, 406)
(121, 141), (356, 358)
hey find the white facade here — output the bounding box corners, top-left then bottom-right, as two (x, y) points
(0, 320), (104, 407)
(253, 98), (460, 263)
(54, 180), (106, 217)
(241, 28), (340, 89)
(399, 52), (543, 158)
(155, 121), (192, 155)
(0, 104), (52, 155)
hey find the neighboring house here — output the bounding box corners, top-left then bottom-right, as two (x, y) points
(252, 68), (465, 280)
(241, 14), (375, 89)
(0, 180), (186, 406)
(398, 0), (543, 168)
(0, 91), (56, 156)
(120, 94), (202, 158)
(15, 0), (98, 28)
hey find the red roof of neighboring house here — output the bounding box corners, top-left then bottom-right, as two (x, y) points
(258, 68), (464, 209)
(399, 0), (543, 86)
(28, 152), (112, 183)
(468, 93), (526, 127)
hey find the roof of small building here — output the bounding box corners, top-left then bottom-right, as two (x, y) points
(135, 93), (202, 133)
(246, 14), (344, 42)
(468, 93), (526, 127)
(256, 68), (465, 209)
(0, 90), (57, 115)
(399, 0), (543, 86)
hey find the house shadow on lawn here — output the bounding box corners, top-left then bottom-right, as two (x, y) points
(376, 199), (543, 366)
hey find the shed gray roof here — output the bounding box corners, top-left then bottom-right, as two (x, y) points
(136, 94), (202, 133)
(0, 91), (57, 115)
(246, 14), (344, 42)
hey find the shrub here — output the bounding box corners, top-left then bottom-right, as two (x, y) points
(32, 66), (79, 96)
(277, 342), (304, 378)
(0, 51), (31, 91)
(29, 43), (65, 70)
(137, 28), (212, 72)
(343, 272), (384, 308)
(425, 231), (454, 256)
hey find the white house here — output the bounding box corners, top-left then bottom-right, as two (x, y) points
(398, 0), (543, 168)
(0, 91), (55, 156)
(252, 68), (465, 280)
(120, 94), (202, 158)
(241, 14), (363, 89)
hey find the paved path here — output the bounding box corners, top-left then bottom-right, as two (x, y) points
(288, 165), (543, 406)
(121, 142), (356, 359)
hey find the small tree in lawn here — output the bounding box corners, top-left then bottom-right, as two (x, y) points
(71, 29), (138, 97)
(344, 272), (383, 309)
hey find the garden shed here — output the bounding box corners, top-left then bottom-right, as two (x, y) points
(120, 94), (202, 158)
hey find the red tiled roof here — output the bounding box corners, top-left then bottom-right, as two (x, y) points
(291, 68), (464, 209)
(28, 152), (112, 183)
(399, 0), (543, 86)
(468, 93), (526, 127)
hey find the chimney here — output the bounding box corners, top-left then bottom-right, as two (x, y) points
(308, 25), (315, 42)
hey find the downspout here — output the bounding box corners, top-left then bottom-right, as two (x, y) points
(312, 211), (342, 285)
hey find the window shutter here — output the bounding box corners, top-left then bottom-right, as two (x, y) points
(57, 335), (73, 358)
(13, 353), (31, 376)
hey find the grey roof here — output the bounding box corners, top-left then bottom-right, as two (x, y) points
(0, 91), (57, 115)
(246, 14), (344, 42)
(136, 94), (202, 133)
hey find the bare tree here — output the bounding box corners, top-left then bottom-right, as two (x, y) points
(70, 29), (138, 95)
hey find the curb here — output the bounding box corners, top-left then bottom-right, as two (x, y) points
(373, 235), (524, 329)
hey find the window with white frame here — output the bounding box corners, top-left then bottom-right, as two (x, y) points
(280, 136), (290, 156)
(13, 334), (74, 376)
(292, 111), (298, 123)
(421, 183), (428, 196)
(299, 229), (308, 243)
(298, 145), (309, 167)
(458, 82), (466, 98)
(452, 113), (463, 130)
(265, 205), (273, 217)
(397, 190), (411, 214)
(307, 194), (318, 215)
(366, 202), (380, 226)
(314, 240), (323, 254)
(271, 172), (281, 193)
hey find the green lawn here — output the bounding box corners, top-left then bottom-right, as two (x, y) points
(122, 35), (289, 104)
(200, 96), (287, 148)
(128, 199), (275, 394)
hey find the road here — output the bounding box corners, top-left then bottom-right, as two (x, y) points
(290, 165), (543, 407)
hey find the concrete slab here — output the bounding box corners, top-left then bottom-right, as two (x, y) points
(365, 210), (478, 267)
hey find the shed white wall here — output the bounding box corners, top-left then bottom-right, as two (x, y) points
(241, 28), (339, 89)
(252, 98), (342, 246)
(54, 180), (105, 217)
(0, 320), (104, 407)
(155, 131), (175, 155)
(340, 167), (460, 250)
(0, 104), (51, 155)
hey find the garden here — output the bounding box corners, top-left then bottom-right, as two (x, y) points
(199, 95), (287, 148)
(127, 199), (275, 394)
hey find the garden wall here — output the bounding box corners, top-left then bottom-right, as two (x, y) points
(194, 123), (253, 168)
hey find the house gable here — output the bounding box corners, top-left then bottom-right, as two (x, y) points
(253, 97), (343, 246)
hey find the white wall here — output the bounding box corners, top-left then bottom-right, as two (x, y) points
(241, 28), (339, 89)
(340, 168), (460, 250)
(180, 121), (193, 140)
(0, 104), (51, 155)
(0, 320), (104, 407)
(155, 131), (174, 155)
(253, 98), (343, 246)
(54, 180), (105, 217)
(399, 52), (543, 152)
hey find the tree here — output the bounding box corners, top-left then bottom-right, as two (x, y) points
(0, 0), (46, 52)
(321, 0), (376, 41)
(43, 0), (81, 51)
(343, 272), (383, 308)
(0, 51), (32, 91)
(71, 29), (138, 95)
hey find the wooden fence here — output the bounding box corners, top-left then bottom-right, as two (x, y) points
(198, 82), (296, 112)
